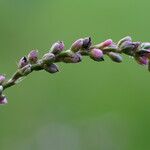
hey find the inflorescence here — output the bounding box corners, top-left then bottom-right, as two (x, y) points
(0, 36), (150, 104)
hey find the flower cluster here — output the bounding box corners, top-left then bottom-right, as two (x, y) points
(1, 36), (150, 105)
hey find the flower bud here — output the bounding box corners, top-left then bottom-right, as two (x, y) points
(42, 53), (55, 65)
(44, 63), (59, 74)
(50, 41), (64, 54)
(71, 38), (84, 52)
(27, 50), (38, 64)
(0, 95), (8, 105)
(135, 56), (149, 65)
(117, 36), (132, 47)
(63, 52), (82, 63)
(107, 52), (123, 63)
(19, 64), (32, 76)
(0, 75), (5, 84)
(18, 57), (28, 68)
(94, 39), (113, 49)
(119, 41), (140, 56)
(90, 48), (104, 61)
(82, 37), (92, 49)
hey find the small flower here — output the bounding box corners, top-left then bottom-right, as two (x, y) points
(27, 50), (38, 64)
(82, 37), (92, 49)
(0, 95), (7, 105)
(107, 52), (123, 63)
(42, 53), (55, 65)
(89, 48), (104, 61)
(44, 63), (59, 74)
(71, 38), (84, 52)
(0, 75), (5, 84)
(50, 41), (65, 54)
(18, 57), (28, 68)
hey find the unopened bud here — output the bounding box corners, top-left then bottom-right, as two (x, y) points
(50, 41), (64, 54)
(18, 57), (28, 68)
(0, 75), (5, 84)
(27, 50), (38, 64)
(71, 38), (84, 52)
(82, 37), (92, 49)
(117, 36), (132, 47)
(63, 52), (82, 63)
(42, 53), (55, 65)
(135, 56), (148, 65)
(90, 48), (104, 61)
(94, 39), (113, 49)
(119, 41), (140, 56)
(19, 64), (32, 76)
(0, 95), (7, 105)
(44, 63), (59, 74)
(107, 52), (122, 63)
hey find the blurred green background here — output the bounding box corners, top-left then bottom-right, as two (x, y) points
(0, 0), (150, 150)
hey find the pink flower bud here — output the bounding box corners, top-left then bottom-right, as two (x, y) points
(0, 95), (7, 105)
(71, 39), (84, 52)
(18, 57), (28, 68)
(90, 48), (104, 61)
(0, 75), (5, 84)
(44, 63), (59, 74)
(107, 52), (123, 63)
(27, 50), (38, 64)
(101, 39), (113, 48)
(94, 39), (113, 49)
(50, 41), (65, 54)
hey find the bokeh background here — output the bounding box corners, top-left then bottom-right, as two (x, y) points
(0, 0), (150, 150)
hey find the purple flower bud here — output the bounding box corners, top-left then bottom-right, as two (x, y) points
(44, 63), (59, 74)
(71, 39), (84, 52)
(50, 41), (65, 54)
(0, 95), (7, 105)
(107, 52), (123, 63)
(120, 41), (140, 56)
(82, 37), (92, 49)
(63, 53), (82, 63)
(117, 36), (132, 47)
(18, 57), (28, 68)
(135, 56), (149, 65)
(0, 75), (5, 84)
(42, 53), (55, 65)
(90, 48), (104, 61)
(27, 50), (38, 64)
